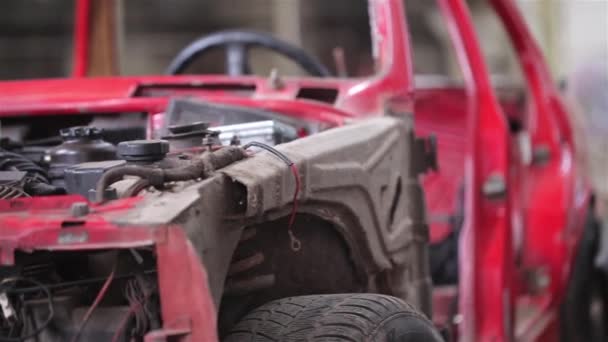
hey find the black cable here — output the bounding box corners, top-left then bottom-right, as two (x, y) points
(243, 141), (302, 251)
(0, 150), (48, 183)
(0, 148), (65, 196)
(96, 146), (247, 202)
(0, 278), (54, 342)
(242, 141), (294, 166)
(5, 270), (157, 296)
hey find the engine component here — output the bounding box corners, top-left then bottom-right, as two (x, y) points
(0, 171), (29, 199)
(162, 122), (220, 150)
(117, 140), (169, 163)
(0, 149), (65, 197)
(0, 185), (27, 200)
(201, 131), (222, 148)
(64, 161), (127, 199)
(0, 171), (27, 183)
(0, 150), (47, 182)
(45, 127), (117, 187)
(0, 277), (54, 342)
(95, 146), (247, 202)
(0, 250), (160, 342)
(215, 120), (298, 147)
(161, 98), (320, 138)
(161, 99), (300, 147)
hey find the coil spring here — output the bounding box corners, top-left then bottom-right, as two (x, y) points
(0, 184), (29, 199)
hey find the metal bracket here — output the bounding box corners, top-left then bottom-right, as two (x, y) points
(482, 173), (507, 200)
(0, 292), (16, 325)
(532, 145), (551, 166)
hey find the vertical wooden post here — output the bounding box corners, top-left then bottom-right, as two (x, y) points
(87, 0), (118, 76)
(271, 0), (302, 75)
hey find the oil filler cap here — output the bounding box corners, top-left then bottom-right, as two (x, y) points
(117, 140), (169, 162)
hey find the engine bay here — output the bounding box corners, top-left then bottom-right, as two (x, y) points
(0, 98), (309, 341)
(0, 250), (158, 342)
(0, 98), (308, 202)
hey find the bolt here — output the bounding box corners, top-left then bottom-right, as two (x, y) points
(482, 173), (507, 200)
(88, 188), (117, 202)
(268, 68), (285, 90)
(230, 135), (241, 146)
(70, 202), (90, 217)
(526, 267), (551, 294)
(532, 145), (551, 165)
(202, 131), (221, 147)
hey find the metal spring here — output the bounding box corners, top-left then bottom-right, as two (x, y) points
(0, 185), (29, 199)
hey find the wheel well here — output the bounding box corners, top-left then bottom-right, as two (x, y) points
(218, 213), (366, 336)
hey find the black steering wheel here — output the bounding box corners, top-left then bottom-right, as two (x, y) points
(166, 30), (332, 77)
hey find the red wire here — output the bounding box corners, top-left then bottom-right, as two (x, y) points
(70, 266), (116, 342)
(112, 281), (152, 342)
(242, 142), (301, 241)
(110, 303), (138, 342)
(241, 143), (300, 228)
(288, 164), (301, 230)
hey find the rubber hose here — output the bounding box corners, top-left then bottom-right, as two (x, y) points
(96, 147), (247, 202)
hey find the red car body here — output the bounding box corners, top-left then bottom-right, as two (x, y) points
(0, 0), (589, 341)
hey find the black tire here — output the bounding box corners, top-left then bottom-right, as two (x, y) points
(561, 208), (607, 341)
(224, 294), (443, 342)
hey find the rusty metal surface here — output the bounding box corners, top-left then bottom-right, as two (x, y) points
(114, 116), (432, 316)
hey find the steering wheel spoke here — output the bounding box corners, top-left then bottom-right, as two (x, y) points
(226, 43), (251, 76)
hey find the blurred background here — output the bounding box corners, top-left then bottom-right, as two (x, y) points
(0, 0), (374, 79)
(0, 0), (606, 152)
(0, 0), (605, 82)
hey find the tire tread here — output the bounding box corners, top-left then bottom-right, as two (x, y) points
(224, 294), (439, 342)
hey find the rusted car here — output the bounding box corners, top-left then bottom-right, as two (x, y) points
(0, 0), (596, 341)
